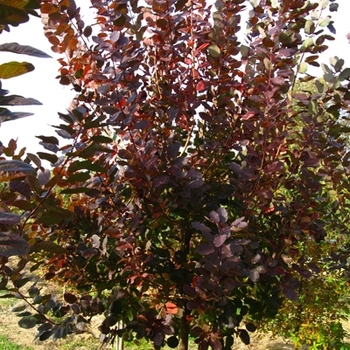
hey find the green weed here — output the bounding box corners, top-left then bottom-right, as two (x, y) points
(0, 334), (34, 350)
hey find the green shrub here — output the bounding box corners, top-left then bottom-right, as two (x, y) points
(260, 240), (350, 349)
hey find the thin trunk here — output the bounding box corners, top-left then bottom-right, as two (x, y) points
(179, 310), (189, 350)
(179, 231), (191, 350)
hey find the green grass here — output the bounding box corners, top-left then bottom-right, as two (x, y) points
(0, 334), (34, 350)
(58, 337), (103, 349)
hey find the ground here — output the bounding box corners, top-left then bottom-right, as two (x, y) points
(0, 295), (312, 350)
(0, 259), (348, 349)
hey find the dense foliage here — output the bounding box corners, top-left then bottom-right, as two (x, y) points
(1, 0), (350, 349)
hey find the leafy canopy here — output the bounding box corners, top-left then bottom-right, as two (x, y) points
(1, 0), (350, 349)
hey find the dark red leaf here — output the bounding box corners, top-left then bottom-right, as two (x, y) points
(239, 329), (250, 345)
(64, 292), (77, 304)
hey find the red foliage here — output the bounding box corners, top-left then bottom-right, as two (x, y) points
(1, 0), (350, 348)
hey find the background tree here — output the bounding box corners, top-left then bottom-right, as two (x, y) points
(1, 0), (350, 349)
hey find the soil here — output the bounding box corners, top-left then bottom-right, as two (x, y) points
(0, 299), (309, 350)
(0, 295), (310, 350)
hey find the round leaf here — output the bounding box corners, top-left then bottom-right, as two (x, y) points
(0, 61), (34, 79)
(209, 44), (221, 58)
(18, 316), (38, 329)
(167, 336), (179, 348)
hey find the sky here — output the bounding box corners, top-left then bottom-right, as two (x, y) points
(0, 0), (349, 155)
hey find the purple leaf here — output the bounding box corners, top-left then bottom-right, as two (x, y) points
(153, 331), (165, 347)
(213, 234), (227, 248)
(239, 329), (250, 345)
(91, 234), (100, 248)
(188, 178), (204, 188)
(135, 120), (152, 130)
(249, 269), (260, 282)
(231, 217), (248, 232)
(197, 243), (215, 255)
(251, 253), (262, 264)
(283, 285), (298, 301)
(303, 158), (320, 167)
(265, 161), (284, 174)
(217, 208), (228, 222)
(209, 210), (220, 223)
(9, 180), (31, 199)
(192, 222), (213, 242)
(0, 212), (21, 225)
(307, 263), (320, 273)
(0, 232), (30, 256)
(0, 160), (35, 173)
(182, 284), (197, 297)
(299, 269), (312, 278)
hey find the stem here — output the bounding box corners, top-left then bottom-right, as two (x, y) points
(179, 309), (190, 350)
(16, 289), (60, 326)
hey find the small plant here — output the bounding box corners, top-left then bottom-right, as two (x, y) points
(259, 239), (350, 349)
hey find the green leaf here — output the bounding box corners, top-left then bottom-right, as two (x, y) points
(91, 135), (113, 144)
(66, 171), (91, 183)
(37, 152), (58, 164)
(315, 80), (324, 93)
(0, 42), (51, 58)
(270, 0), (278, 8)
(279, 30), (295, 46)
(30, 241), (67, 254)
(38, 212), (65, 225)
(304, 19), (315, 34)
(263, 57), (272, 70)
(320, 63), (334, 82)
(308, 100), (319, 114)
(12, 305), (26, 313)
(60, 187), (90, 194)
(318, 17), (330, 27)
(68, 160), (105, 173)
(298, 62), (308, 74)
(301, 38), (314, 52)
(39, 330), (53, 341)
(18, 315), (38, 329)
(249, 0), (258, 7)
(320, 0), (329, 9)
(209, 44), (221, 58)
(0, 61), (34, 79)
(17, 311), (32, 317)
(0, 2), (29, 27)
(113, 13), (126, 27)
(1, 0), (34, 11)
(339, 68), (350, 81)
(334, 58), (344, 72)
(0, 293), (15, 299)
(240, 45), (249, 58)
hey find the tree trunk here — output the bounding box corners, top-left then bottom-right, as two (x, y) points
(179, 310), (189, 350)
(179, 231), (191, 350)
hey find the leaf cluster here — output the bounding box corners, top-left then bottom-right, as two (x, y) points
(1, 0), (350, 349)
